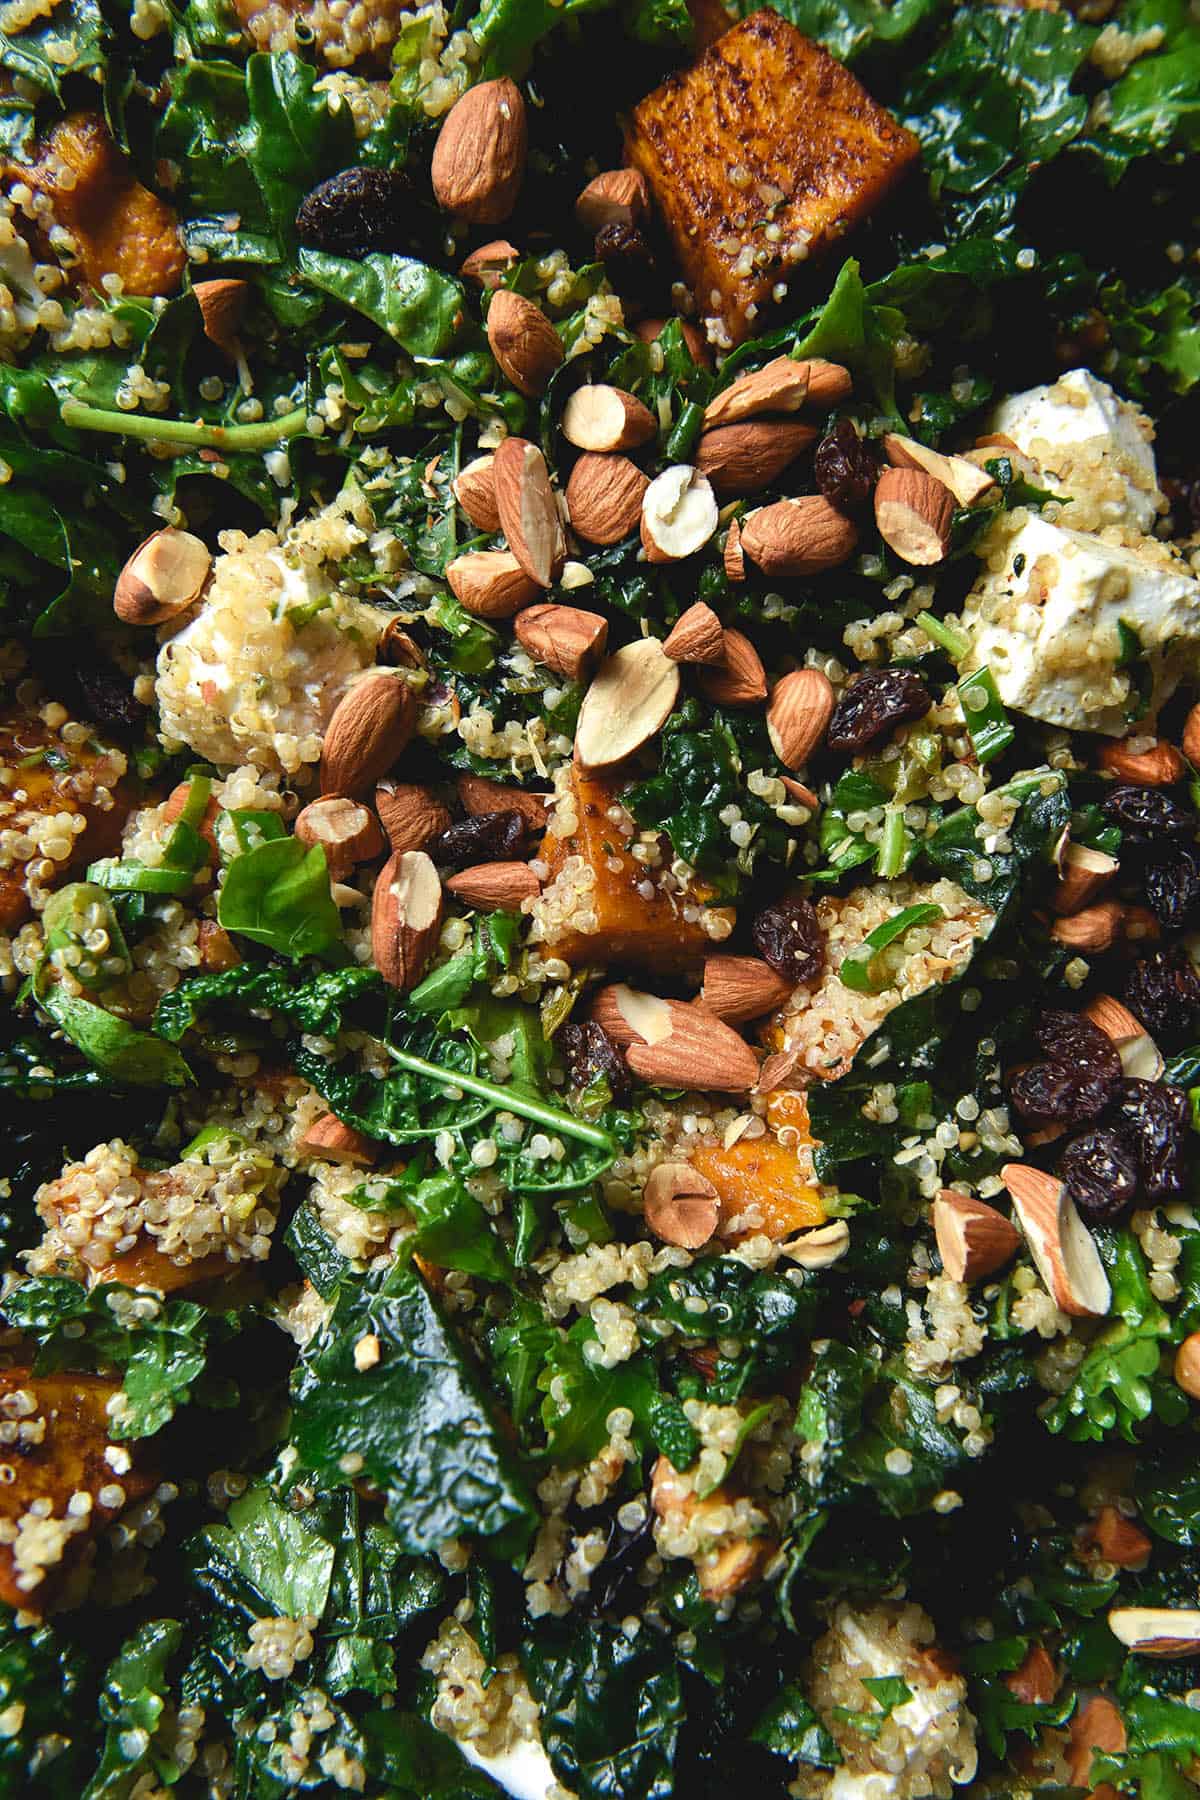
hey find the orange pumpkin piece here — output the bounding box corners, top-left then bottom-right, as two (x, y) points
(690, 1132), (824, 1239)
(764, 1088), (812, 1141)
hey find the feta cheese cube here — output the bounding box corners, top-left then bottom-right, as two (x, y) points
(988, 368), (1160, 533)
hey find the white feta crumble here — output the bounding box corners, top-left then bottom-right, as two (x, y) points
(987, 367), (1160, 532)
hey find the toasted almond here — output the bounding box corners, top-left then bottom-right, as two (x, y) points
(798, 358), (853, 409)
(1050, 900), (1123, 952)
(1174, 1329), (1200, 1399)
(754, 1046), (802, 1094)
(444, 861), (540, 910)
(1067, 1698), (1126, 1790)
(431, 77), (526, 222)
(459, 238), (518, 288)
(882, 433), (996, 508)
(371, 849), (442, 990)
(591, 982), (674, 1046)
(193, 278), (249, 360)
(492, 437), (566, 588)
(1097, 737), (1184, 785)
(453, 455), (500, 533)
(1089, 1505), (1152, 1569)
(446, 549), (540, 618)
(626, 999), (759, 1093)
(575, 638), (680, 768)
(320, 672), (416, 799)
(1051, 843), (1119, 915)
(643, 1162), (720, 1248)
(1004, 1647), (1059, 1707)
(874, 467), (955, 566)
(565, 451), (648, 545)
(724, 518), (745, 581)
(783, 1220), (850, 1269)
(514, 603), (608, 681)
(780, 776), (819, 810)
(640, 464), (718, 562)
(298, 1112), (377, 1166)
(1002, 1163), (1111, 1318)
(575, 168), (649, 232)
(1183, 703), (1200, 765)
(766, 668), (834, 769)
(697, 629), (767, 706)
(1107, 1606), (1200, 1656)
(294, 796), (384, 880)
(114, 528), (211, 626)
(663, 601), (724, 665)
(486, 289), (563, 396)
(703, 355), (811, 428)
(377, 621), (426, 669)
(562, 383), (656, 453)
(701, 955), (791, 1023)
(1083, 992), (1163, 1080)
(741, 495), (857, 576)
(695, 419), (816, 496)
(932, 1190), (1020, 1284)
(457, 774), (548, 829)
(634, 314), (711, 368)
(374, 781), (451, 855)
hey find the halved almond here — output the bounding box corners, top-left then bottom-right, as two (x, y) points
(562, 384), (655, 453)
(371, 849), (443, 991)
(374, 781), (451, 855)
(1083, 993), (1163, 1081)
(574, 638), (680, 768)
(444, 861), (540, 910)
(741, 496), (857, 576)
(514, 603), (608, 681)
(701, 955), (791, 1024)
(453, 455), (501, 533)
(1051, 843), (1119, 916)
(294, 796), (384, 879)
(1107, 1606), (1200, 1656)
(446, 549), (540, 618)
(193, 278), (249, 362)
(767, 669), (834, 769)
(114, 528), (212, 626)
(874, 467), (955, 565)
(697, 629), (767, 706)
(703, 355), (811, 428)
(565, 452), (648, 545)
(882, 433), (996, 508)
(1049, 900), (1123, 952)
(695, 420), (816, 496)
(783, 1220), (850, 1269)
(1002, 1163), (1111, 1318)
(643, 1162), (719, 1248)
(933, 1190), (1020, 1285)
(663, 601), (724, 665)
(640, 464), (718, 562)
(492, 436), (566, 588)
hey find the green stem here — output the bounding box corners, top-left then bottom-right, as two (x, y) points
(876, 804), (908, 880)
(59, 399), (309, 452)
(385, 1043), (615, 1151)
(915, 610), (970, 663)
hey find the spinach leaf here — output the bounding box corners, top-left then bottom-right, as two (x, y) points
(353, 1167), (515, 1284)
(203, 1486), (335, 1620)
(217, 836), (343, 961)
(297, 250), (466, 356)
(364, 1707), (508, 1794)
(0, 1617), (98, 1798)
(749, 1679), (842, 1767)
(792, 258), (906, 419)
(743, 0), (945, 63)
(524, 1617), (684, 1800)
(83, 1621), (181, 1800)
(34, 978), (194, 1089)
(924, 770), (1069, 916)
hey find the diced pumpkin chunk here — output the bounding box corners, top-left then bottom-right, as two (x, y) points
(22, 113), (184, 296)
(691, 1133), (824, 1238)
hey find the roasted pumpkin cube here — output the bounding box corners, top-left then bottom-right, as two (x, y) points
(0, 1368), (154, 1612)
(690, 1132), (824, 1239)
(531, 766), (734, 974)
(626, 9), (920, 345)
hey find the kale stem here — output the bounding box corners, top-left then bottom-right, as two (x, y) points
(915, 610), (970, 662)
(384, 1044), (615, 1151)
(59, 399), (309, 452)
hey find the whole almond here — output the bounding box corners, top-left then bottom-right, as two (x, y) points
(882, 433), (996, 508)
(695, 420), (816, 496)
(374, 780), (451, 854)
(486, 289), (563, 396)
(562, 384), (656, 454)
(741, 496), (857, 576)
(643, 1162), (719, 1248)
(767, 669), (834, 769)
(700, 955), (791, 1023)
(932, 1190), (1020, 1284)
(575, 638), (680, 767)
(1002, 1163), (1111, 1318)
(724, 518), (745, 581)
(114, 527), (211, 626)
(514, 603), (608, 681)
(703, 356), (811, 428)
(371, 849), (443, 990)
(453, 455), (500, 533)
(492, 437), (565, 587)
(459, 238), (518, 288)
(663, 601), (724, 665)
(446, 549), (540, 618)
(320, 672), (416, 798)
(640, 464), (718, 562)
(1049, 900), (1123, 952)
(575, 168), (649, 232)
(625, 999), (759, 1093)
(1097, 738), (1184, 785)
(431, 78), (526, 223)
(444, 861), (540, 910)
(802, 359), (854, 409)
(299, 1112), (377, 1166)
(697, 629), (767, 706)
(193, 278), (249, 361)
(458, 774), (549, 829)
(294, 796), (384, 879)
(565, 452), (648, 544)
(874, 467), (955, 566)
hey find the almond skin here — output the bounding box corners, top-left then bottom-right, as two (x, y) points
(193, 278), (249, 360)
(374, 781), (451, 855)
(694, 420), (816, 496)
(444, 861), (541, 910)
(1097, 738), (1184, 785)
(932, 1190), (1020, 1284)
(663, 601), (724, 665)
(724, 518), (745, 581)
(114, 527), (211, 625)
(294, 796), (384, 880)
(453, 455), (500, 533)
(874, 467), (956, 566)
(703, 355), (811, 428)
(371, 849), (443, 991)
(1183, 704), (1200, 765)
(575, 168), (649, 232)
(298, 1113), (377, 1167)
(574, 638), (680, 768)
(700, 955), (791, 1023)
(882, 433), (996, 507)
(593, 985), (759, 1091)
(642, 1162), (719, 1248)
(431, 78), (526, 223)
(320, 673), (416, 799)
(492, 436), (566, 587)
(1174, 1329), (1200, 1399)
(459, 238), (518, 288)
(514, 603), (608, 681)
(766, 668), (834, 769)
(697, 629), (767, 706)
(486, 289), (563, 396)
(457, 774), (548, 829)
(1051, 843), (1119, 915)
(565, 452), (648, 544)
(797, 358), (853, 409)
(446, 549), (540, 618)
(634, 314), (711, 368)
(1049, 900), (1123, 952)
(561, 383), (656, 453)
(741, 496), (858, 576)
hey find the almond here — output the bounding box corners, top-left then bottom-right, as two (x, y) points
(1083, 992), (1163, 1080)
(197, 919), (239, 970)
(701, 955), (791, 1023)
(294, 796), (384, 879)
(457, 774), (548, 830)
(1004, 1647), (1059, 1707)
(562, 383), (656, 453)
(640, 464), (718, 562)
(565, 452), (648, 544)
(1002, 1163), (1111, 1318)
(514, 603), (607, 681)
(663, 601), (724, 665)
(797, 358), (853, 409)
(1174, 1329), (1200, 1398)
(784, 1220), (851, 1269)
(882, 433), (996, 508)
(431, 78), (526, 222)
(371, 849), (443, 990)
(741, 496), (857, 576)
(374, 781), (451, 855)
(642, 1162), (719, 1248)
(634, 314), (711, 368)
(874, 467), (955, 565)
(193, 278), (249, 361)
(114, 528), (211, 626)
(575, 168), (649, 232)
(486, 289), (563, 396)
(574, 638), (680, 768)
(697, 629), (767, 706)
(724, 518), (745, 581)
(492, 436), (566, 588)
(703, 355), (812, 428)
(459, 238), (518, 288)
(591, 984), (758, 1091)
(766, 668), (834, 769)
(1068, 1698), (1126, 1791)
(298, 1112), (377, 1167)
(453, 454), (500, 533)
(320, 672), (416, 798)
(695, 420), (816, 496)
(591, 982), (673, 1047)
(444, 861), (540, 910)
(1089, 1505), (1151, 1569)
(1183, 703), (1200, 765)
(1051, 843), (1119, 915)
(780, 776), (818, 810)
(1097, 737), (1184, 785)
(1049, 900), (1123, 952)
(1107, 1606), (1200, 1657)
(932, 1190), (1020, 1284)
(377, 621), (426, 669)
(446, 549), (540, 618)
(755, 1046), (802, 1094)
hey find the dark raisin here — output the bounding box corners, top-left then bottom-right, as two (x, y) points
(593, 221), (659, 309)
(1034, 1009), (1120, 1084)
(574, 1506), (655, 1615)
(826, 669), (933, 754)
(1111, 1078), (1190, 1200)
(295, 168), (415, 258)
(557, 1020), (630, 1103)
(69, 664), (147, 732)
(1103, 785), (1193, 839)
(1059, 1128), (1140, 1222)
(1124, 947), (1200, 1046)
(428, 809), (532, 870)
(751, 895), (824, 985)
(814, 417), (879, 515)
(1008, 1062), (1114, 1125)
(1142, 843), (1200, 930)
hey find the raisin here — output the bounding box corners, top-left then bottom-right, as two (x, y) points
(814, 417), (879, 515)
(1059, 1128), (1140, 1222)
(1008, 1062), (1114, 1125)
(593, 221), (659, 309)
(428, 809), (532, 870)
(826, 669), (932, 754)
(1034, 1010), (1120, 1085)
(69, 663), (147, 732)
(1124, 947), (1200, 1046)
(1111, 1078), (1190, 1200)
(751, 895), (824, 985)
(1143, 843), (1200, 930)
(295, 168), (416, 258)
(557, 1020), (630, 1103)
(1103, 785), (1193, 839)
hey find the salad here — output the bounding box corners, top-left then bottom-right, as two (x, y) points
(0, 0), (1198, 1793)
